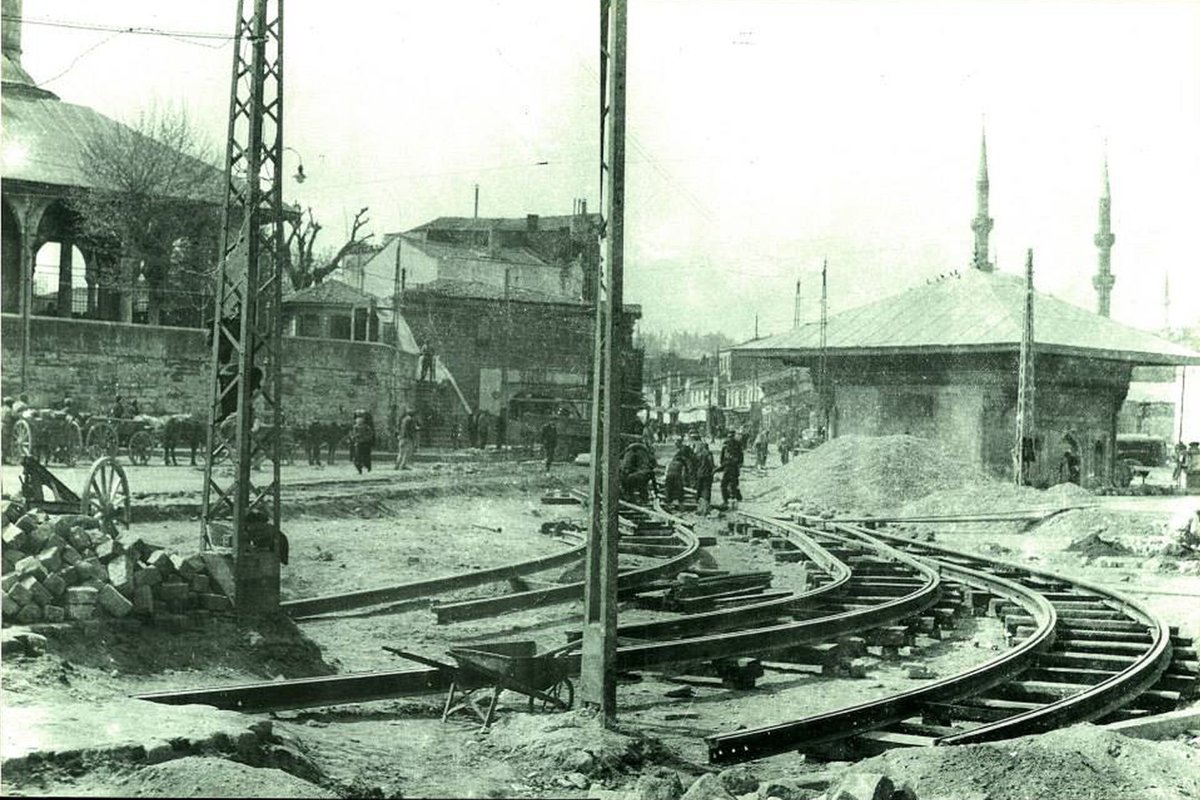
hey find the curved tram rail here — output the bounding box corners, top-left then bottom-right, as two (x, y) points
(707, 517), (1196, 764)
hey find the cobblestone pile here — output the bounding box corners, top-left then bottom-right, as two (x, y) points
(2, 505), (232, 628)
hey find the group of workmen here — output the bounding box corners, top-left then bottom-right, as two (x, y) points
(618, 430), (754, 515)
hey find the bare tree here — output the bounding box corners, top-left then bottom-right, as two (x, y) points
(72, 104), (222, 325)
(283, 206), (373, 291)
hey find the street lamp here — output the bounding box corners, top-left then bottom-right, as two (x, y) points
(283, 146), (306, 183)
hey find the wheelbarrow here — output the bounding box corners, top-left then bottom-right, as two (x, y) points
(385, 639), (576, 729)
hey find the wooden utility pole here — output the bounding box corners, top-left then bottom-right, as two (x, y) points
(581, 0), (627, 723)
(818, 259), (829, 436)
(1014, 249), (1035, 485)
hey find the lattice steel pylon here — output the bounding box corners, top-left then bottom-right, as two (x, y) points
(200, 0), (286, 613)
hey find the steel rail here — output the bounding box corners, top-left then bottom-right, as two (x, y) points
(706, 523), (1057, 764)
(137, 666), (452, 712)
(574, 515), (942, 673)
(282, 541), (586, 619)
(854, 524), (1175, 746)
(139, 514), (933, 714)
(431, 504), (702, 624)
(569, 513), (851, 645)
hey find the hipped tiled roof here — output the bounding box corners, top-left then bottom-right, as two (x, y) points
(736, 269), (1200, 366)
(283, 279), (377, 307)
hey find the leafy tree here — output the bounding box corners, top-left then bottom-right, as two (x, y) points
(71, 105), (223, 325)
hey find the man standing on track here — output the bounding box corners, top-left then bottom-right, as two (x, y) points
(719, 430), (744, 510)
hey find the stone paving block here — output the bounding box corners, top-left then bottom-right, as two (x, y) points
(66, 585), (99, 605)
(67, 529), (91, 552)
(200, 593), (233, 612)
(2, 590), (20, 617)
(42, 572), (66, 599)
(66, 603), (96, 621)
(134, 584), (155, 616)
(16, 602), (43, 624)
(158, 581), (189, 604)
(147, 550), (173, 573)
(57, 565), (79, 585)
(1, 572), (19, 593)
(21, 575), (52, 606)
(36, 546), (62, 573)
(43, 604), (65, 623)
(135, 565), (162, 588)
(7, 578), (33, 606)
(14, 556), (47, 581)
(2, 523), (29, 551)
(107, 558), (132, 593)
(190, 574), (210, 594)
(95, 538), (123, 562)
(179, 554), (207, 578)
(87, 528), (111, 547)
(60, 545), (82, 567)
(97, 584), (133, 618)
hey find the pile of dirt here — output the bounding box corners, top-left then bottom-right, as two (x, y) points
(848, 724), (1200, 800)
(899, 481), (1093, 518)
(1035, 507), (1170, 549)
(760, 435), (984, 514)
(111, 756), (335, 798)
(487, 709), (668, 782)
(1065, 530), (1133, 558)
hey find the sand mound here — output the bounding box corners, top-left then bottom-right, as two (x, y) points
(115, 756), (335, 798)
(756, 435), (983, 514)
(849, 724), (1200, 800)
(1036, 507), (1170, 548)
(900, 481), (1093, 518)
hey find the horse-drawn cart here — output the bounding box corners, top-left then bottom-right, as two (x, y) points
(9, 410), (83, 467)
(79, 416), (156, 466)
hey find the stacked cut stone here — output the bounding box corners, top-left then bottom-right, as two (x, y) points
(1, 509), (232, 628)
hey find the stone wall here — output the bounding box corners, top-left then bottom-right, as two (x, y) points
(400, 292), (639, 413)
(0, 314), (414, 425)
(826, 352), (1132, 485)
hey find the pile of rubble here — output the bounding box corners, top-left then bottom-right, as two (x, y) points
(2, 507), (232, 628)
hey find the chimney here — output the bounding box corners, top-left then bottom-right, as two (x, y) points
(526, 213), (539, 232)
(3, 0), (23, 66)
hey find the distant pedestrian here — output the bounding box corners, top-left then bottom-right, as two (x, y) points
(1059, 448), (1081, 485)
(694, 439), (714, 516)
(395, 409), (418, 470)
(129, 397), (141, 417)
(419, 343), (435, 382)
(719, 431), (745, 509)
(1, 397), (14, 464)
(110, 395), (127, 420)
(540, 420), (558, 473)
(349, 410), (375, 474)
(754, 429), (769, 470)
(496, 405), (508, 448)
(778, 432), (792, 466)
(477, 410), (490, 449)
(467, 411), (479, 448)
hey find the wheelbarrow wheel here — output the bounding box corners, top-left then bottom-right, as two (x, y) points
(528, 677), (574, 713)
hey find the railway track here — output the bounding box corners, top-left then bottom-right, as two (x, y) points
(140, 502), (1195, 754)
(707, 516), (1197, 764)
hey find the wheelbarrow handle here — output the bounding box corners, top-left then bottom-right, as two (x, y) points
(382, 646), (456, 672)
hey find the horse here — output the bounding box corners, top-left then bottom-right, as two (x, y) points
(154, 413), (206, 466)
(303, 420), (349, 466)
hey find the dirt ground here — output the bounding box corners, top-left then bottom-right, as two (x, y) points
(4, 448), (1200, 798)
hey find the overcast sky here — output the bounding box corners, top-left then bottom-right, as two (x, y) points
(13, 0), (1200, 340)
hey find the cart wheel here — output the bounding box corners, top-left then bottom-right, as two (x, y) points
(81, 457), (131, 533)
(12, 418), (33, 459)
(528, 677), (574, 713)
(86, 422), (119, 459)
(62, 421), (83, 467)
(128, 431), (154, 466)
